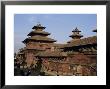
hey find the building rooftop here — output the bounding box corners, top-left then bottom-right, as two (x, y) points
(69, 34), (83, 38)
(32, 23), (46, 29)
(72, 27), (81, 32)
(27, 30), (50, 36)
(52, 43), (66, 48)
(23, 23), (56, 44)
(25, 47), (45, 51)
(68, 27), (83, 42)
(65, 36), (97, 47)
(23, 35), (56, 43)
(36, 51), (67, 58)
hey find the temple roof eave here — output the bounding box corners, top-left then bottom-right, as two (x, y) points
(25, 48), (45, 51)
(22, 38), (56, 43)
(32, 26), (46, 29)
(35, 51), (67, 58)
(27, 31), (51, 36)
(69, 34), (83, 38)
(72, 30), (81, 32)
(65, 36), (97, 48)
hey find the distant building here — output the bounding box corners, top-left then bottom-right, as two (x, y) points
(15, 23), (97, 76)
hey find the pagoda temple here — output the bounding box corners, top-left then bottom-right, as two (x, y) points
(68, 27), (83, 43)
(15, 24), (97, 76)
(35, 27), (97, 76)
(22, 23), (56, 67)
(62, 27), (97, 76)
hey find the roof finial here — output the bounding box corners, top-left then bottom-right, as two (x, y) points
(37, 22), (42, 27)
(75, 27), (78, 31)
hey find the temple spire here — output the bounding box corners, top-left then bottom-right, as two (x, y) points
(67, 27), (83, 43)
(32, 23), (46, 30)
(69, 27), (83, 40)
(23, 23), (56, 43)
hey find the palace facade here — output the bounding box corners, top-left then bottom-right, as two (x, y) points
(15, 23), (97, 76)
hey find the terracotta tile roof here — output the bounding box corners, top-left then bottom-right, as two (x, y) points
(26, 48), (45, 51)
(23, 36), (56, 43)
(66, 36), (97, 47)
(52, 43), (66, 48)
(69, 34), (83, 38)
(28, 30), (50, 36)
(36, 51), (67, 58)
(32, 24), (46, 29)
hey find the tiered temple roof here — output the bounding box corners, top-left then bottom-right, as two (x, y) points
(32, 23), (46, 29)
(68, 27), (83, 43)
(65, 36), (97, 48)
(26, 47), (45, 51)
(23, 35), (56, 43)
(52, 43), (66, 49)
(28, 31), (50, 36)
(36, 51), (67, 58)
(66, 28), (97, 48)
(23, 23), (56, 43)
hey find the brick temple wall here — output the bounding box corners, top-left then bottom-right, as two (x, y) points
(25, 42), (53, 67)
(25, 51), (34, 67)
(41, 53), (97, 76)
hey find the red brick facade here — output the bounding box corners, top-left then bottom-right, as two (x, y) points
(15, 24), (97, 76)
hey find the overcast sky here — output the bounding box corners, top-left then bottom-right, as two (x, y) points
(14, 14), (97, 52)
